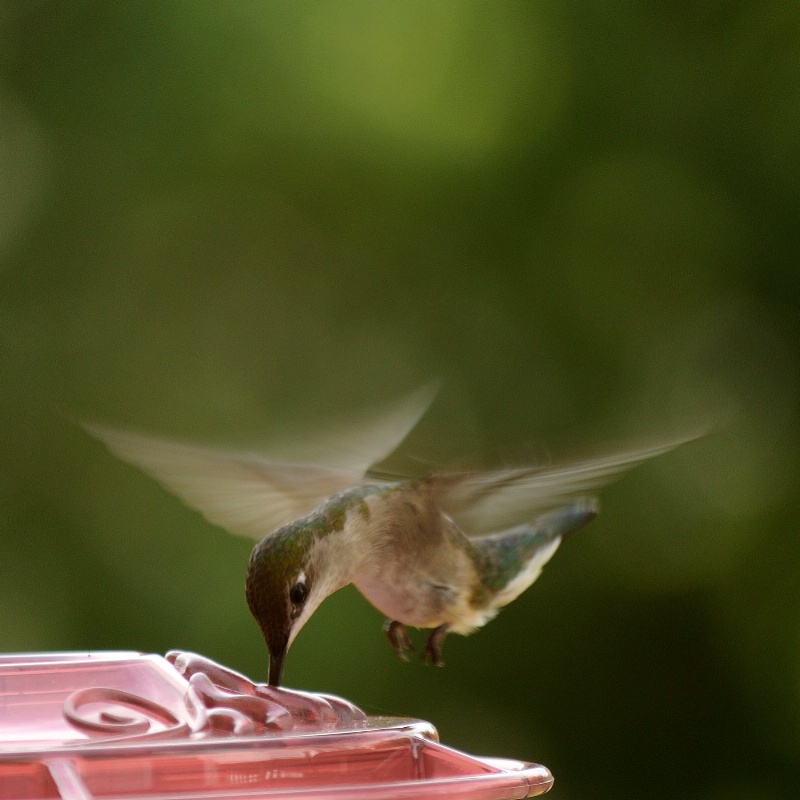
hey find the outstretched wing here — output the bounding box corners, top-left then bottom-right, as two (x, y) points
(83, 424), (368, 540)
(82, 383), (438, 541)
(427, 436), (698, 536)
(276, 381), (439, 471)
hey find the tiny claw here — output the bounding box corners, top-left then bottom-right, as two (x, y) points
(421, 624), (449, 667)
(384, 620), (414, 662)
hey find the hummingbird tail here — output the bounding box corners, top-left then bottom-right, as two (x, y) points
(472, 499), (598, 607)
(542, 497), (599, 540)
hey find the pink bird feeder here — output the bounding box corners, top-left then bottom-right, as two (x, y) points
(0, 650), (553, 799)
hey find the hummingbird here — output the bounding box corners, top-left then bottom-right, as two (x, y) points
(83, 388), (692, 686)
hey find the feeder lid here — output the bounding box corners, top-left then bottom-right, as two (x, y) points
(0, 650), (553, 799)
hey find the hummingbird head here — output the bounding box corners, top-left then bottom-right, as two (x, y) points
(245, 523), (331, 687)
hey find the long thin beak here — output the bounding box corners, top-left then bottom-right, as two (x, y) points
(268, 647), (286, 687)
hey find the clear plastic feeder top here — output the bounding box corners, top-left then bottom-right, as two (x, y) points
(0, 650), (553, 800)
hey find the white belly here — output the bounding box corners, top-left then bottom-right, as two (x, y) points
(353, 569), (496, 634)
(353, 571), (435, 627)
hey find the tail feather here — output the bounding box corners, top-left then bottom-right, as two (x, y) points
(540, 497), (599, 540)
(472, 498), (598, 607)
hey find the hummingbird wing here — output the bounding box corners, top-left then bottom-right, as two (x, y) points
(275, 381), (439, 471)
(81, 382), (438, 541)
(82, 423), (368, 540)
(427, 436), (697, 536)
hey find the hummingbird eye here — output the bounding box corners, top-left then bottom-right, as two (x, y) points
(289, 581), (309, 609)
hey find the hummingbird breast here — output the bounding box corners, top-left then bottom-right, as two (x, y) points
(350, 486), (488, 634)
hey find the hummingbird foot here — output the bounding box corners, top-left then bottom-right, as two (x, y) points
(421, 624), (449, 667)
(384, 620), (414, 662)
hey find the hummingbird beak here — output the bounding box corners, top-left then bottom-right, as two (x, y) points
(268, 644), (287, 687)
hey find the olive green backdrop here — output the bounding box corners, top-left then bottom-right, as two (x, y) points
(2, 3), (799, 798)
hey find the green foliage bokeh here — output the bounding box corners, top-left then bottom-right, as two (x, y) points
(1, 3), (799, 798)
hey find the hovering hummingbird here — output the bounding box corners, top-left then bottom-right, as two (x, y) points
(83, 388), (692, 686)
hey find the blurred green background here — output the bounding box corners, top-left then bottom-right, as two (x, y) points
(1, 2), (799, 797)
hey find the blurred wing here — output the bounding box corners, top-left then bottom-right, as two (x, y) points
(278, 381), (439, 471)
(82, 384), (437, 541)
(83, 424), (373, 541)
(429, 437), (698, 535)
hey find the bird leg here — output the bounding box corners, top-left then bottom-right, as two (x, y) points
(421, 624), (449, 667)
(384, 620), (414, 662)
